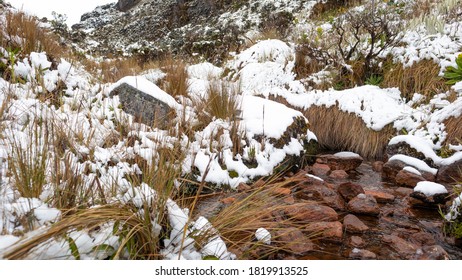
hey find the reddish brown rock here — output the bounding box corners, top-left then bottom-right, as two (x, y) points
(365, 190), (395, 203)
(311, 163), (331, 176)
(337, 182), (365, 202)
(305, 221), (343, 241)
(382, 234), (420, 258)
(271, 187), (291, 196)
(347, 194), (380, 216)
(395, 169), (426, 187)
(316, 154), (363, 171)
(349, 248), (377, 260)
(395, 187), (413, 197)
(372, 161), (384, 172)
(329, 170), (349, 179)
(295, 183), (345, 211)
(284, 203), (338, 222)
(350, 236), (365, 248)
(221, 197), (236, 204)
(276, 227), (315, 255)
(437, 158), (462, 184)
(343, 214), (369, 233)
(416, 245), (450, 260)
(237, 183), (252, 192)
(382, 159), (435, 182)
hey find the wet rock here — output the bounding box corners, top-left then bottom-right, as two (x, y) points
(372, 161), (384, 172)
(416, 245), (450, 260)
(295, 183), (345, 211)
(338, 182), (365, 202)
(220, 197), (236, 204)
(382, 234), (420, 259)
(276, 227), (315, 255)
(349, 248), (377, 260)
(305, 221), (343, 242)
(386, 141), (436, 167)
(311, 163), (330, 176)
(350, 236), (365, 248)
(316, 153), (363, 171)
(329, 170), (349, 179)
(347, 194), (380, 216)
(409, 232), (437, 247)
(395, 187), (413, 197)
(237, 183), (252, 192)
(284, 203), (338, 222)
(343, 214), (369, 233)
(365, 190), (395, 203)
(408, 192), (450, 209)
(382, 158), (435, 182)
(437, 158), (462, 184)
(395, 169), (426, 187)
(271, 187), (291, 196)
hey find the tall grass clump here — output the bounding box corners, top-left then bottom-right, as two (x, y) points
(0, 11), (63, 61)
(382, 59), (450, 102)
(7, 119), (50, 198)
(306, 106), (396, 159)
(159, 56), (190, 98)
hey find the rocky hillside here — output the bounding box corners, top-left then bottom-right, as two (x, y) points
(70, 0), (317, 63)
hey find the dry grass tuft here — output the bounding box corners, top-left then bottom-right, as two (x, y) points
(0, 11), (63, 61)
(205, 171), (317, 259)
(3, 204), (161, 260)
(306, 106), (396, 159)
(82, 56), (143, 84)
(382, 60), (449, 102)
(444, 115), (462, 146)
(158, 56), (190, 98)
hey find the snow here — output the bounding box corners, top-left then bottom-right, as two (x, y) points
(255, 228), (271, 245)
(241, 95), (305, 140)
(388, 154), (438, 175)
(403, 166), (422, 176)
(334, 151), (362, 158)
(414, 181), (448, 197)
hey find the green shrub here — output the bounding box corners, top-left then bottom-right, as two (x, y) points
(444, 54), (462, 85)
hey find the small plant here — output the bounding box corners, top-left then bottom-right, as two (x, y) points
(365, 74), (383, 86)
(444, 54), (462, 85)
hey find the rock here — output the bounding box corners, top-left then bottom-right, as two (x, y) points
(347, 194), (380, 216)
(372, 161), (384, 172)
(343, 214), (369, 233)
(364, 190), (395, 203)
(305, 221), (343, 241)
(409, 232), (436, 247)
(311, 163), (330, 176)
(382, 158), (436, 182)
(294, 182), (345, 211)
(337, 182), (365, 202)
(395, 187), (413, 197)
(237, 183), (251, 192)
(221, 197), (236, 204)
(395, 169), (426, 187)
(109, 81), (175, 129)
(408, 191), (450, 209)
(117, 0), (141, 12)
(329, 170), (349, 179)
(271, 187), (291, 196)
(349, 248), (377, 260)
(276, 227), (315, 255)
(416, 245), (450, 260)
(382, 234), (420, 259)
(283, 203), (338, 222)
(316, 153), (363, 171)
(437, 158), (462, 184)
(349, 236), (365, 248)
